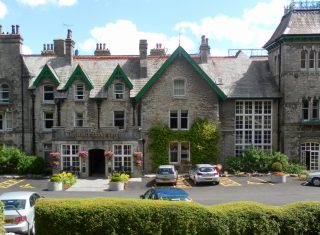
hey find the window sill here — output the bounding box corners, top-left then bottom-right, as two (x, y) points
(301, 119), (320, 125)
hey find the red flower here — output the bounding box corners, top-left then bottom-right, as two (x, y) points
(78, 150), (88, 158)
(104, 150), (114, 160)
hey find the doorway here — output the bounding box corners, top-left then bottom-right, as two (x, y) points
(89, 149), (105, 176)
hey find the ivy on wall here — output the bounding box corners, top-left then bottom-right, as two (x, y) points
(148, 118), (220, 170)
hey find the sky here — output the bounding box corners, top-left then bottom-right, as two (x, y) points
(0, 0), (290, 56)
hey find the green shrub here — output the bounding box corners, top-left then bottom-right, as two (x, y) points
(17, 155), (45, 175)
(271, 162), (283, 172)
(111, 173), (129, 182)
(35, 199), (320, 235)
(50, 174), (62, 182)
(226, 156), (245, 173)
(284, 162), (306, 174)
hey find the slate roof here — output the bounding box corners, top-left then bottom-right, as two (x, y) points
(22, 48), (281, 100)
(264, 10), (320, 48)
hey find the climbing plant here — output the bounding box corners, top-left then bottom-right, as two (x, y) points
(148, 118), (220, 170)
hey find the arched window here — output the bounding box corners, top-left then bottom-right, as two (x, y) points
(301, 50), (307, 69)
(309, 50), (316, 69)
(0, 84), (9, 103)
(173, 79), (185, 97)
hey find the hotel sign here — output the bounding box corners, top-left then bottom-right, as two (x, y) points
(52, 128), (140, 141)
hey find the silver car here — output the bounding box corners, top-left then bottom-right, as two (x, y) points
(155, 165), (178, 185)
(0, 191), (41, 235)
(189, 164), (220, 185)
(306, 171), (320, 186)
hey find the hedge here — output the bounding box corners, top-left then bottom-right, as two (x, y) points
(35, 199), (320, 235)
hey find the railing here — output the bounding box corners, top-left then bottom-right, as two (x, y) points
(285, 1), (320, 14)
(228, 49), (268, 57)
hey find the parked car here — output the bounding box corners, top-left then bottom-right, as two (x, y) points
(306, 171), (320, 186)
(140, 187), (192, 201)
(0, 191), (41, 235)
(155, 165), (178, 185)
(189, 164), (220, 185)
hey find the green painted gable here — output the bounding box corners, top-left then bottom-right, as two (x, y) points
(134, 46), (227, 103)
(33, 64), (60, 87)
(104, 64), (133, 90)
(64, 64), (94, 90)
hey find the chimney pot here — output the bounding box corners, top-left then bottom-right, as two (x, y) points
(103, 43), (106, 50)
(96, 43), (99, 50)
(11, 25), (15, 34)
(67, 29), (72, 39)
(47, 44), (50, 50)
(0, 25), (3, 34)
(16, 25), (20, 34)
(43, 44), (46, 50)
(51, 44), (53, 50)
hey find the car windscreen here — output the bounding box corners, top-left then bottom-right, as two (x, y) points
(199, 167), (214, 172)
(157, 168), (174, 174)
(2, 199), (26, 210)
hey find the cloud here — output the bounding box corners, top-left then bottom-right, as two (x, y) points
(17, 0), (77, 6)
(0, 1), (7, 18)
(175, 0), (290, 49)
(22, 45), (32, 54)
(79, 19), (195, 55)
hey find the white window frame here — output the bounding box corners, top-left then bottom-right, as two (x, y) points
(302, 98), (320, 121)
(301, 50), (307, 70)
(43, 112), (54, 130)
(113, 111), (125, 129)
(309, 50), (316, 70)
(0, 84), (9, 103)
(114, 83), (124, 100)
(113, 144), (132, 172)
(169, 142), (190, 164)
(43, 85), (54, 103)
(301, 143), (320, 171)
(169, 110), (189, 130)
(173, 79), (186, 97)
(74, 112), (85, 127)
(0, 112), (12, 131)
(61, 144), (80, 172)
(235, 100), (272, 157)
(74, 84), (85, 100)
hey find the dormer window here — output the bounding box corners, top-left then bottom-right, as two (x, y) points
(75, 84), (84, 100)
(173, 79), (185, 97)
(114, 83), (124, 100)
(0, 84), (9, 103)
(43, 85), (54, 103)
(301, 50), (307, 69)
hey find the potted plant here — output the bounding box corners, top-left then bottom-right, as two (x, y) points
(270, 162), (287, 183)
(47, 174), (63, 191)
(108, 173), (129, 191)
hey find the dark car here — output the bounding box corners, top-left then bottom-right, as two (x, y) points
(140, 187), (192, 201)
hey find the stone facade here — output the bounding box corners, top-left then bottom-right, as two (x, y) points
(2, 3), (320, 176)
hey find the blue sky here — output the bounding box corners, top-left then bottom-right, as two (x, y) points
(0, 0), (289, 55)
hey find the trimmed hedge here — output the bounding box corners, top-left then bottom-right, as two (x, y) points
(35, 199), (320, 235)
(0, 201), (3, 235)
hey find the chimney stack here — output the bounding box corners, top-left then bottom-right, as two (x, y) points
(53, 39), (65, 56)
(150, 43), (165, 56)
(199, 35), (210, 63)
(94, 42), (111, 56)
(65, 29), (75, 65)
(139, 39), (148, 78)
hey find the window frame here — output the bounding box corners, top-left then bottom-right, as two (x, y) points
(61, 144), (80, 172)
(169, 142), (190, 164)
(301, 50), (308, 69)
(43, 111), (54, 130)
(0, 112), (12, 131)
(113, 144), (132, 172)
(309, 50), (316, 70)
(0, 84), (9, 103)
(173, 79), (186, 97)
(169, 110), (189, 130)
(74, 112), (85, 127)
(74, 84), (85, 101)
(113, 111), (125, 130)
(113, 83), (125, 100)
(43, 85), (55, 103)
(235, 100), (272, 157)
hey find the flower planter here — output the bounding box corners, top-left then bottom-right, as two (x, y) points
(47, 181), (63, 191)
(270, 174), (287, 183)
(108, 181), (124, 191)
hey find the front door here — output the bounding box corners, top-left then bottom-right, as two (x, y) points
(89, 149), (105, 176)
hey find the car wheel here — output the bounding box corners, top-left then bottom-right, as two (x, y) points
(312, 177), (320, 186)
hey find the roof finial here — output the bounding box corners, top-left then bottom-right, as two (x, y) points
(179, 32), (181, 46)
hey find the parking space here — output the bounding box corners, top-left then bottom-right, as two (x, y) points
(0, 178), (48, 191)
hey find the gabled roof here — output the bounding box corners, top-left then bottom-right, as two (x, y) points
(32, 63), (60, 87)
(264, 10), (320, 50)
(134, 46), (227, 103)
(104, 64), (133, 90)
(64, 64), (94, 90)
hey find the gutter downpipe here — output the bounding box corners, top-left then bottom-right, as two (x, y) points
(20, 57), (25, 151)
(31, 91), (36, 155)
(277, 42), (282, 152)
